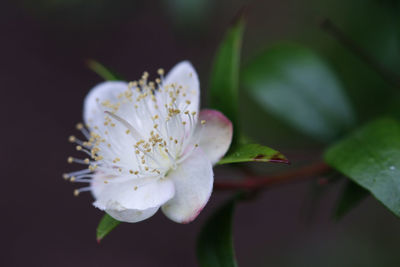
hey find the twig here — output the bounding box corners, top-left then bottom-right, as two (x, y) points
(320, 18), (400, 89)
(214, 161), (331, 190)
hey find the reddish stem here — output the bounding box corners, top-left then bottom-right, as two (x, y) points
(214, 161), (331, 190)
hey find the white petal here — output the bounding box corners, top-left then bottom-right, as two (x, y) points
(161, 149), (213, 223)
(106, 206), (159, 223)
(197, 109), (233, 165)
(91, 173), (108, 199)
(83, 81), (129, 127)
(93, 178), (175, 223)
(163, 61), (200, 113)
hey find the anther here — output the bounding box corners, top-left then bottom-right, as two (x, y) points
(73, 189), (79, 197)
(76, 123), (84, 130)
(67, 157), (74, 163)
(68, 135), (76, 143)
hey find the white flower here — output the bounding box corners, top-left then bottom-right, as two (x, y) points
(65, 61), (233, 223)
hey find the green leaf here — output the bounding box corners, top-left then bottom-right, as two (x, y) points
(218, 143), (289, 165)
(243, 43), (355, 142)
(96, 214), (121, 242)
(334, 180), (369, 220)
(86, 59), (120, 81)
(197, 197), (238, 267)
(209, 15), (245, 147)
(325, 118), (400, 217)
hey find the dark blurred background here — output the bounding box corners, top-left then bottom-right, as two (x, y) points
(2, 0), (400, 266)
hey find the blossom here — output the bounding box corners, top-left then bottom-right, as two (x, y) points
(65, 61), (233, 223)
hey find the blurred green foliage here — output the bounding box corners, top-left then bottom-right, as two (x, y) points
(209, 15), (244, 147)
(197, 196), (238, 267)
(326, 118), (400, 217)
(304, 0), (400, 121)
(243, 43), (355, 142)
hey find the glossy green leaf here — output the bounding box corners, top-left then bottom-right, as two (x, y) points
(334, 180), (369, 220)
(96, 214), (120, 242)
(243, 43), (355, 142)
(218, 143), (289, 165)
(197, 197), (238, 267)
(209, 16), (245, 146)
(325, 118), (400, 217)
(86, 59), (120, 81)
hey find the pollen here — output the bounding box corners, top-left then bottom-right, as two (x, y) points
(157, 68), (164, 76)
(76, 123), (84, 130)
(68, 135), (76, 143)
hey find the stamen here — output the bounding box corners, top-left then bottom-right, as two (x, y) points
(73, 187), (91, 197)
(67, 67), (203, 196)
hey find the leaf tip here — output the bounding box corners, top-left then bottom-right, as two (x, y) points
(85, 58), (95, 67)
(230, 6), (247, 26)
